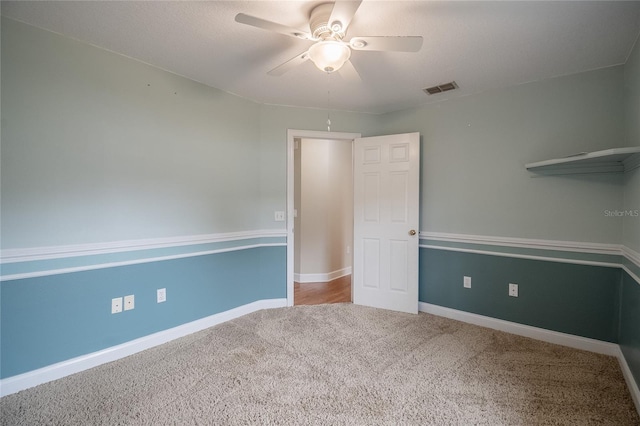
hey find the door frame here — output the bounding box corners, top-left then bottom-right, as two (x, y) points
(286, 129), (361, 306)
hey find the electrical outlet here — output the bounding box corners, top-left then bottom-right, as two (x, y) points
(157, 288), (166, 303)
(111, 297), (123, 314)
(509, 283), (518, 297)
(274, 211), (285, 221)
(124, 294), (135, 311)
(346, 245), (351, 254)
(463, 276), (471, 288)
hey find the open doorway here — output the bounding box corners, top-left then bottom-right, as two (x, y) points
(294, 137), (353, 305)
(286, 130), (361, 306)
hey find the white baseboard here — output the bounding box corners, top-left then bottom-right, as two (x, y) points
(419, 302), (640, 415)
(615, 346), (640, 415)
(294, 267), (352, 283)
(4, 299), (638, 417)
(0, 298), (287, 397)
(418, 302), (618, 355)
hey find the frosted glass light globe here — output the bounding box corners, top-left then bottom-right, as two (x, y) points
(308, 41), (351, 73)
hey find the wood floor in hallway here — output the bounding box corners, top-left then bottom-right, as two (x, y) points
(294, 275), (352, 305)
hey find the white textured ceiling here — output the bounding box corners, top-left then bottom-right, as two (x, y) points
(2, 1), (640, 114)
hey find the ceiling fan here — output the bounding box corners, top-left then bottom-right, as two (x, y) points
(235, 0), (423, 77)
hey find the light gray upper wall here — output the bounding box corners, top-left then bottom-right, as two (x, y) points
(257, 104), (379, 230)
(625, 35), (640, 148)
(378, 67), (626, 244)
(1, 18), (262, 249)
(624, 169), (640, 253)
(2, 16), (632, 250)
(623, 35), (640, 253)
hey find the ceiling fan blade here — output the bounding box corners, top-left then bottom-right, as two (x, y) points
(350, 36), (423, 52)
(328, 0), (363, 33)
(267, 51), (310, 76)
(235, 13), (311, 40)
(338, 60), (361, 82)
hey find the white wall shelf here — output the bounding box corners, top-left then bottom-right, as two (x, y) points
(526, 147), (640, 175)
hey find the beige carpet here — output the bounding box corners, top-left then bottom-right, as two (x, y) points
(1, 304), (638, 425)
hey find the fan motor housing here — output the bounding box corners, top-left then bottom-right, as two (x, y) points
(310, 3), (343, 40)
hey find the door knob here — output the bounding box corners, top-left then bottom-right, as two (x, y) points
(409, 229), (416, 236)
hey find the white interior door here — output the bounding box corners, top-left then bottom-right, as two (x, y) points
(353, 132), (420, 314)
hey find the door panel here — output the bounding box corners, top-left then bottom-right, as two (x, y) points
(353, 132), (420, 314)
(363, 238), (381, 289)
(390, 172), (408, 223)
(389, 240), (408, 292)
(363, 173), (380, 222)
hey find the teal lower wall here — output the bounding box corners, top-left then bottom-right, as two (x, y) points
(3, 243), (637, 390)
(620, 270), (640, 386)
(0, 246), (286, 378)
(419, 248), (622, 342)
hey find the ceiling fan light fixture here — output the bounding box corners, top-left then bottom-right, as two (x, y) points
(308, 41), (351, 73)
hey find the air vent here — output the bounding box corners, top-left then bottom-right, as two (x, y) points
(423, 81), (458, 95)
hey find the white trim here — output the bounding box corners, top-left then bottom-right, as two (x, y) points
(288, 129), (362, 140)
(0, 298), (287, 397)
(419, 302), (619, 356)
(420, 231), (640, 272)
(615, 346), (640, 415)
(420, 231), (621, 256)
(622, 245), (640, 269)
(624, 151), (640, 172)
(622, 265), (640, 287)
(1, 229), (287, 264)
(286, 129), (361, 308)
(294, 267), (352, 283)
(287, 131), (295, 307)
(0, 243), (286, 282)
(419, 244), (622, 269)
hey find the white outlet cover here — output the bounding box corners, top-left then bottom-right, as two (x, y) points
(124, 294), (135, 310)
(509, 283), (518, 297)
(157, 288), (166, 303)
(463, 276), (471, 288)
(111, 297), (123, 314)
(274, 211), (285, 221)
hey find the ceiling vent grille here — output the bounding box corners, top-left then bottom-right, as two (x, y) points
(423, 81), (458, 95)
